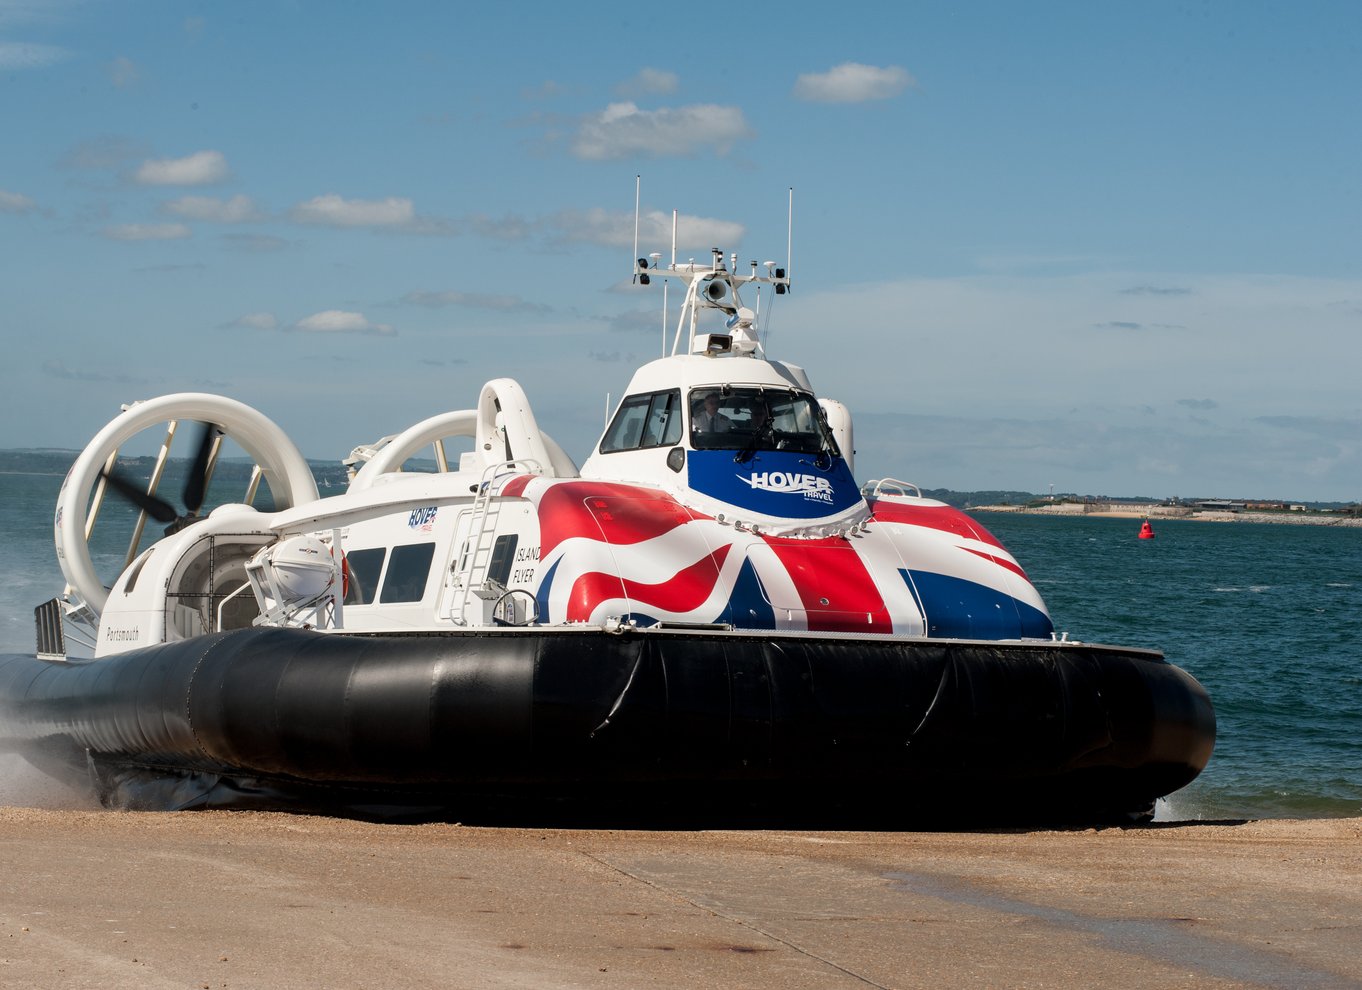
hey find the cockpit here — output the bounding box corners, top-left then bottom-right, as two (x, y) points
(688, 387), (838, 458)
(597, 386), (839, 459)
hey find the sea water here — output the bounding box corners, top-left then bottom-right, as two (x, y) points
(979, 512), (1362, 821)
(1, 469), (1359, 821)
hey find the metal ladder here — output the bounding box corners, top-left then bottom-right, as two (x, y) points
(453, 459), (540, 625)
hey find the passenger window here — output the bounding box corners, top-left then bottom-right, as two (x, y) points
(600, 394), (650, 452)
(600, 389), (682, 453)
(650, 391), (683, 446)
(344, 547), (386, 605)
(379, 543), (436, 603)
(487, 534), (518, 589)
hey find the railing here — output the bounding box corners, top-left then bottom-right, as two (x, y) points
(861, 478), (923, 499)
(452, 458), (541, 626)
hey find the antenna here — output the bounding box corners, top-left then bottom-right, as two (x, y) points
(629, 180), (790, 359)
(632, 175), (641, 283)
(786, 187), (794, 290)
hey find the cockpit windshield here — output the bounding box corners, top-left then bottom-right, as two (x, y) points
(689, 387), (839, 457)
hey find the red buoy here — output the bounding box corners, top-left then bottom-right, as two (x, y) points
(1138, 519), (1155, 540)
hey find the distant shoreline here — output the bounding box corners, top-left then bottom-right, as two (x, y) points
(4, 463), (1357, 525)
(970, 503), (1362, 527)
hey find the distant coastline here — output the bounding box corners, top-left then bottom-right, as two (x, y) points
(970, 502), (1362, 527)
(3, 451), (1357, 526)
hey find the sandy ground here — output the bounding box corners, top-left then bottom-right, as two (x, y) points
(2, 800), (1360, 990)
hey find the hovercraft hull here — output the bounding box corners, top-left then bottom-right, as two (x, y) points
(0, 627), (1214, 823)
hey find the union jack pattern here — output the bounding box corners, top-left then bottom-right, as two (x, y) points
(497, 477), (1053, 640)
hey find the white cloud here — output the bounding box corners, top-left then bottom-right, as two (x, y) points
(772, 270), (1362, 500)
(615, 68), (678, 96)
(0, 40), (70, 69)
(108, 55), (139, 88)
(0, 0), (80, 26)
(60, 135), (148, 170)
(221, 232), (290, 253)
(547, 208), (745, 250)
(793, 63), (915, 103)
(163, 194), (262, 223)
(521, 80), (563, 100)
(572, 102), (750, 160)
(468, 213), (535, 241)
(1121, 284), (1193, 297)
(887, 407), (1360, 502)
(228, 312), (278, 331)
(0, 189), (36, 213)
(134, 150), (229, 186)
(402, 291), (548, 313)
(288, 194), (452, 234)
(101, 222), (192, 241)
(460, 207), (744, 250)
(293, 310), (394, 336)
(290, 194), (413, 227)
(1256, 415), (1361, 441)
(41, 359), (153, 386)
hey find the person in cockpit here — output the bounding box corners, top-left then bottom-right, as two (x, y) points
(692, 392), (731, 433)
(747, 400), (771, 434)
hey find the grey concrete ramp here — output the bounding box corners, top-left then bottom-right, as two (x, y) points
(2, 808), (1360, 989)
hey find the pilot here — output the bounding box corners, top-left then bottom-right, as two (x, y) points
(747, 400), (771, 433)
(693, 392), (731, 433)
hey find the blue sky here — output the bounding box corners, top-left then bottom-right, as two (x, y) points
(2, 1), (1358, 501)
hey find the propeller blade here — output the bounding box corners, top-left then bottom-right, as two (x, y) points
(100, 470), (178, 524)
(181, 422), (220, 515)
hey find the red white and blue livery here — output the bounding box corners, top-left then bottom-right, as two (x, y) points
(0, 208), (1214, 823)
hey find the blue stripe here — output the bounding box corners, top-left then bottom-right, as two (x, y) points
(900, 568), (1053, 640)
(687, 450), (862, 519)
(535, 558), (560, 622)
(721, 556), (776, 629)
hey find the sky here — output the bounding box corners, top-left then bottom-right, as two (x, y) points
(1, 0), (1359, 502)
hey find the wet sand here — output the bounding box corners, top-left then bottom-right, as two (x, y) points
(2, 806), (1360, 989)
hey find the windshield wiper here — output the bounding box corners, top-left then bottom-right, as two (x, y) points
(733, 424), (772, 464)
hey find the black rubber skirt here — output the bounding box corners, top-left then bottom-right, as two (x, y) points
(0, 627), (1214, 824)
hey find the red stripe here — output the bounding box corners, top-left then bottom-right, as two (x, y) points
(867, 499), (1006, 550)
(536, 482), (696, 556)
(762, 537), (891, 633)
(567, 545), (731, 621)
(959, 545), (1029, 581)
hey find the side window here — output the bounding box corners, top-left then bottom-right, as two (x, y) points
(379, 543), (436, 603)
(651, 391), (683, 446)
(487, 534), (518, 589)
(600, 394), (651, 452)
(344, 547), (386, 605)
(600, 389), (682, 453)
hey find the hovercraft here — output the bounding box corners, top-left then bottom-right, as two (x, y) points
(0, 206), (1214, 823)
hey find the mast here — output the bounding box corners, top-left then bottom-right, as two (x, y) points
(632, 185), (793, 359)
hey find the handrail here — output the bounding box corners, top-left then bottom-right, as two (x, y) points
(215, 580), (253, 632)
(453, 458), (541, 625)
(862, 478), (923, 499)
